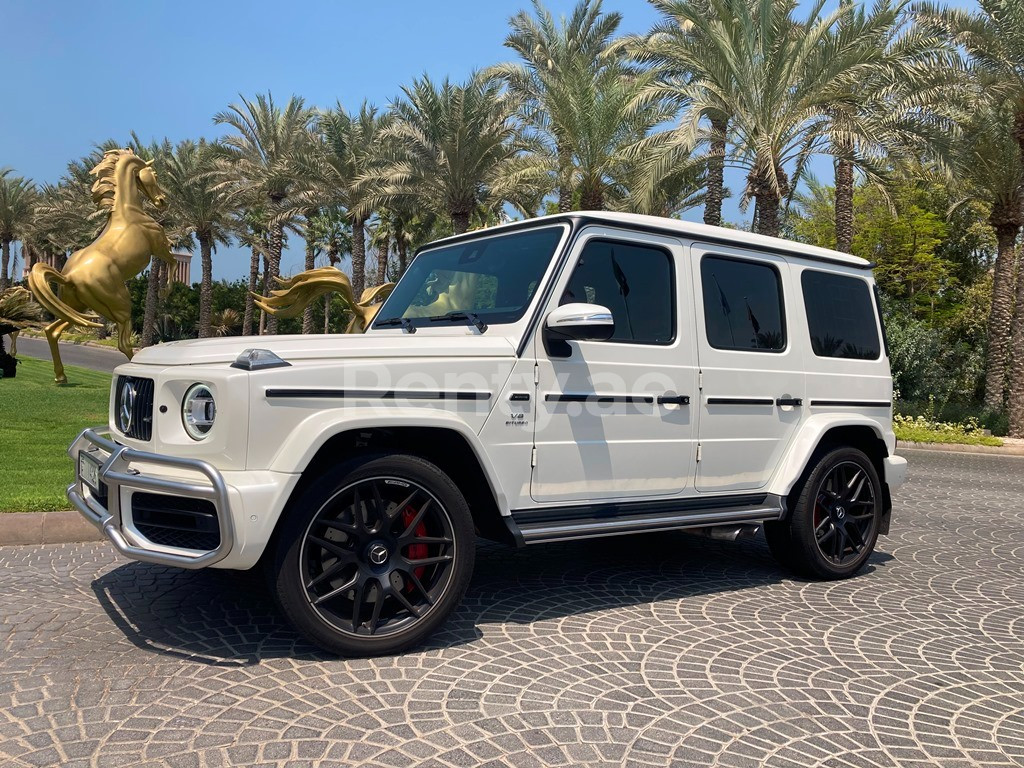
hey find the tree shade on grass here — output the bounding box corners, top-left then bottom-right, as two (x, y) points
(0, 357), (109, 513)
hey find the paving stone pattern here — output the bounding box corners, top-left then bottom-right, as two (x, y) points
(2, 448), (1023, 767)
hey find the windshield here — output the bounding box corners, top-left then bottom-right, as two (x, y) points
(373, 226), (565, 328)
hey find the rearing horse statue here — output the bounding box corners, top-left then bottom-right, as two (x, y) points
(28, 149), (176, 383)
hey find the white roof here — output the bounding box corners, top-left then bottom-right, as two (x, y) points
(440, 211), (871, 269)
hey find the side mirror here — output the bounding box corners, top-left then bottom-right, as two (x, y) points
(544, 303), (615, 346)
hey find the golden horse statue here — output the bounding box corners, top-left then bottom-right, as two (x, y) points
(254, 267), (395, 333)
(28, 149), (175, 383)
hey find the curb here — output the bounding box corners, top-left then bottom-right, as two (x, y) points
(897, 440), (1024, 457)
(0, 511), (104, 546)
(18, 331), (132, 354)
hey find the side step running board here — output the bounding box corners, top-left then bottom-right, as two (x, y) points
(506, 494), (785, 546)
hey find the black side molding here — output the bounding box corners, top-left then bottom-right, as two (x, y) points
(809, 400), (891, 408)
(706, 397), (775, 406)
(265, 389), (492, 401)
(545, 393), (654, 404)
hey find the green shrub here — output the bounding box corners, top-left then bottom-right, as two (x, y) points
(893, 412), (1002, 446)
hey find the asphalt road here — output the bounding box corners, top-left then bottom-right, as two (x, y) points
(14, 336), (124, 374)
(2, 447), (1023, 767)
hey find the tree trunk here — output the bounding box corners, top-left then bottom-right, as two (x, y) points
(749, 166), (787, 237)
(984, 222), (1020, 412)
(324, 294), (330, 334)
(259, 250), (270, 335)
(1007, 246), (1024, 437)
(141, 263), (161, 347)
(0, 239), (10, 291)
(397, 237), (408, 277)
(302, 217), (317, 334)
(704, 116), (728, 227)
(557, 142), (573, 213)
(351, 217), (367, 299)
(451, 211), (470, 235)
(376, 234), (389, 285)
(198, 234), (213, 338)
(243, 244), (259, 337)
(834, 154), (855, 253)
(580, 185), (604, 212)
(265, 222), (283, 334)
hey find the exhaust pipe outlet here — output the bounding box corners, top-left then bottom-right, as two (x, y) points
(689, 523), (763, 542)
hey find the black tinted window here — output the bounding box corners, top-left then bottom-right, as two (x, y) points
(802, 270), (880, 359)
(701, 256), (785, 351)
(562, 240), (675, 344)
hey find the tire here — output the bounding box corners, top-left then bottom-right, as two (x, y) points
(765, 446), (882, 580)
(270, 453), (476, 656)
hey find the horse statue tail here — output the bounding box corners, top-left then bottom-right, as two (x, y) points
(28, 263), (103, 329)
(254, 267), (395, 332)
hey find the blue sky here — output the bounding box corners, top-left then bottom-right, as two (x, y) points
(3, 0), (976, 280)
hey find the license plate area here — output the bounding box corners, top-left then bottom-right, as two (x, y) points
(79, 452), (105, 497)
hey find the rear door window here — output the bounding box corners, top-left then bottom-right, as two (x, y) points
(700, 256), (786, 352)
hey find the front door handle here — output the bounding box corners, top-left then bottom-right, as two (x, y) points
(775, 397), (803, 407)
(658, 394), (691, 405)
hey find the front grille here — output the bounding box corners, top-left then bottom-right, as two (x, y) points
(116, 376), (154, 440)
(131, 492), (221, 551)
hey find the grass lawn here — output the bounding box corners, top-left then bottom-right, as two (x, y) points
(0, 356), (110, 512)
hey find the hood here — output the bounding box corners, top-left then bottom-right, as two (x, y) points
(131, 333), (518, 367)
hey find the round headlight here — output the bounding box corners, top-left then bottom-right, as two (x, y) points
(182, 384), (216, 440)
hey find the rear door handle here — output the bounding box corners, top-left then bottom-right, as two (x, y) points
(658, 394), (691, 405)
(775, 397), (803, 407)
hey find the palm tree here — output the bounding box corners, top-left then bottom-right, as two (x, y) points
(946, 103), (1024, 414)
(373, 73), (543, 234)
(916, 1), (1024, 436)
(562, 64), (677, 210)
(214, 93), (313, 334)
(159, 139), (234, 338)
(823, 0), (954, 253)
(0, 170), (38, 290)
(489, 0), (627, 212)
(306, 103), (389, 299)
(641, 0), (926, 237)
(636, 0), (730, 226)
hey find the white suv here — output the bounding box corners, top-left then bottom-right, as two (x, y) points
(69, 212), (908, 656)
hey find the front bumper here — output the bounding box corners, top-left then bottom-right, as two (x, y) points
(67, 427), (235, 569)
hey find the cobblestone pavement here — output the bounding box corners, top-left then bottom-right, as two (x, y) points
(2, 448), (1023, 768)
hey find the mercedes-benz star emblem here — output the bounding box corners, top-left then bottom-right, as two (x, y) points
(119, 381), (137, 432)
(368, 544), (389, 566)
(835, 506), (846, 519)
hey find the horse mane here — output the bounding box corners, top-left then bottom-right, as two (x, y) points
(89, 149), (134, 210)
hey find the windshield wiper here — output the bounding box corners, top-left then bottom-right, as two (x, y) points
(428, 311), (488, 333)
(375, 316), (417, 333)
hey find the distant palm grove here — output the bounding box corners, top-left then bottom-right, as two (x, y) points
(2, 0), (1024, 435)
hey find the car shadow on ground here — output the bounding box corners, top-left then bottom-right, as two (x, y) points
(91, 531), (894, 665)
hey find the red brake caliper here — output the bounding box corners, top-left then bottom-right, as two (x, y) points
(401, 505), (428, 591)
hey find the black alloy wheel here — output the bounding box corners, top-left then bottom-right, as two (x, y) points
(271, 454), (475, 656)
(764, 446), (882, 580)
(301, 476), (456, 637)
(811, 461), (876, 566)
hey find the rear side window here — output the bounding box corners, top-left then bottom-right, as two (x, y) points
(700, 256), (785, 351)
(801, 270), (881, 360)
(562, 239), (675, 344)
